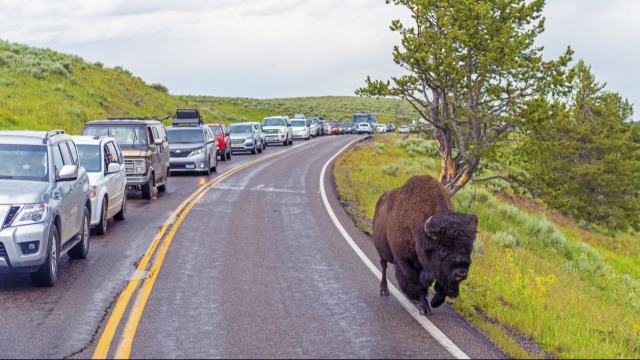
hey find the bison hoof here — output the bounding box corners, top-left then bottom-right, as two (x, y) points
(380, 286), (390, 297)
(418, 302), (432, 316)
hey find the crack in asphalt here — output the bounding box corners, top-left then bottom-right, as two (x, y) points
(63, 254), (146, 359)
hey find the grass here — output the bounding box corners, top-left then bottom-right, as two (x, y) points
(0, 39), (416, 134)
(333, 134), (640, 358)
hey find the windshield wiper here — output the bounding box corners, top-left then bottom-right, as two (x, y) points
(0, 175), (14, 179)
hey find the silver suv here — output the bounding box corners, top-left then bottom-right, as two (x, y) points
(0, 131), (91, 286)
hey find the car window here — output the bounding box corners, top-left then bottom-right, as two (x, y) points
(106, 142), (120, 165)
(58, 143), (73, 165)
(112, 142), (124, 164)
(210, 126), (222, 136)
(0, 144), (49, 181)
(52, 145), (64, 173)
(77, 145), (102, 172)
(151, 127), (160, 142)
(67, 142), (79, 165)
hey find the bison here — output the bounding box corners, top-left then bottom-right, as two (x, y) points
(372, 175), (478, 315)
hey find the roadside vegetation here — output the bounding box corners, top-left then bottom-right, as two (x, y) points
(334, 135), (640, 358)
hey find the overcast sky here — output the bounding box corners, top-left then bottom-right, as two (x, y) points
(0, 0), (638, 109)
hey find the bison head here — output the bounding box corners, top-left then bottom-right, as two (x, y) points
(418, 211), (478, 301)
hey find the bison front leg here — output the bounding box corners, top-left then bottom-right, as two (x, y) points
(380, 259), (390, 297)
(430, 282), (447, 308)
(396, 259), (431, 316)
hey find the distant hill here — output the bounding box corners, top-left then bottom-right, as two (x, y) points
(0, 40), (416, 134)
(184, 96), (418, 125)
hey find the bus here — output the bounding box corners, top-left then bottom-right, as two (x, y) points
(352, 112), (377, 125)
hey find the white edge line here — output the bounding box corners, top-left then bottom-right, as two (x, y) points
(319, 137), (470, 360)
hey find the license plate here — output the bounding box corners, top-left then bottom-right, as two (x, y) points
(186, 164), (196, 169)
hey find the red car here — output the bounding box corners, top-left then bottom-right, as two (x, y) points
(207, 124), (232, 161)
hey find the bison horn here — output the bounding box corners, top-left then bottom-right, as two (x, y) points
(423, 216), (434, 236)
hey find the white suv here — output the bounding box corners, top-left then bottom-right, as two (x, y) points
(357, 122), (373, 134)
(73, 136), (127, 235)
(262, 116), (293, 146)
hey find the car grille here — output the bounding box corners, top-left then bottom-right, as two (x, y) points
(170, 150), (192, 158)
(232, 139), (245, 144)
(264, 129), (279, 134)
(3, 206), (20, 227)
(171, 163), (194, 170)
(124, 159), (135, 174)
(0, 243), (7, 258)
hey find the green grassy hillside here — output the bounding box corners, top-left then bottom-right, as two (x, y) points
(184, 96), (418, 124)
(334, 135), (640, 358)
(0, 40), (415, 134)
(0, 40), (185, 134)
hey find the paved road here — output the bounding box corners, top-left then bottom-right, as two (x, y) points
(126, 135), (504, 358)
(0, 135), (504, 359)
(0, 146), (280, 359)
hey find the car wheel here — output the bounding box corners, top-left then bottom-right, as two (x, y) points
(205, 157), (212, 176)
(95, 197), (108, 235)
(114, 195), (126, 221)
(69, 207), (90, 260)
(257, 142), (263, 153)
(31, 224), (59, 287)
(141, 176), (154, 200)
(251, 144), (257, 155)
(158, 174), (168, 193)
(289, 137), (293, 145)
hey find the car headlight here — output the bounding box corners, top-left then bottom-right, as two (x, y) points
(245, 137), (254, 143)
(279, 128), (285, 134)
(189, 148), (205, 157)
(11, 203), (48, 226)
(129, 158), (146, 175)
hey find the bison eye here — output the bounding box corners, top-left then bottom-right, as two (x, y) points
(439, 249), (449, 258)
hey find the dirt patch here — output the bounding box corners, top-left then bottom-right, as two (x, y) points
(474, 306), (552, 359)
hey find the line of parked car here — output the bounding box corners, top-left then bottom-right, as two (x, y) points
(0, 109), (333, 286)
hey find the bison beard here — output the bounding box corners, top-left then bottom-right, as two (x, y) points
(372, 175), (477, 316)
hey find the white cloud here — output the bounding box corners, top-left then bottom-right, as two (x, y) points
(0, 0), (638, 108)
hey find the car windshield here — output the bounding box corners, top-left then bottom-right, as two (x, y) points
(77, 145), (102, 172)
(263, 118), (286, 126)
(166, 128), (204, 144)
(0, 144), (49, 181)
(291, 120), (307, 127)
(229, 125), (252, 134)
(83, 126), (149, 147)
(209, 127), (223, 136)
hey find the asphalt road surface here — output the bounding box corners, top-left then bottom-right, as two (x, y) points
(0, 135), (504, 359)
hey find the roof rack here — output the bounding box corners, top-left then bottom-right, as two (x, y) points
(43, 130), (65, 144)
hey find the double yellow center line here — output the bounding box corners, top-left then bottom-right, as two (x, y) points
(92, 143), (309, 359)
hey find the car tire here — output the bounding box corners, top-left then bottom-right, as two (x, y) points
(158, 174), (168, 193)
(31, 224), (60, 287)
(257, 143), (263, 154)
(114, 195), (126, 221)
(69, 207), (90, 260)
(95, 197), (108, 236)
(141, 176), (154, 200)
(289, 138), (293, 145)
(251, 144), (257, 155)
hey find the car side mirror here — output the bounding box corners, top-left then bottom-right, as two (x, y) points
(154, 138), (163, 145)
(58, 164), (78, 181)
(107, 163), (121, 174)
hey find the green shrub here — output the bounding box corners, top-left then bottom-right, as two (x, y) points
(493, 230), (521, 248)
(381, 163), (400, 177)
